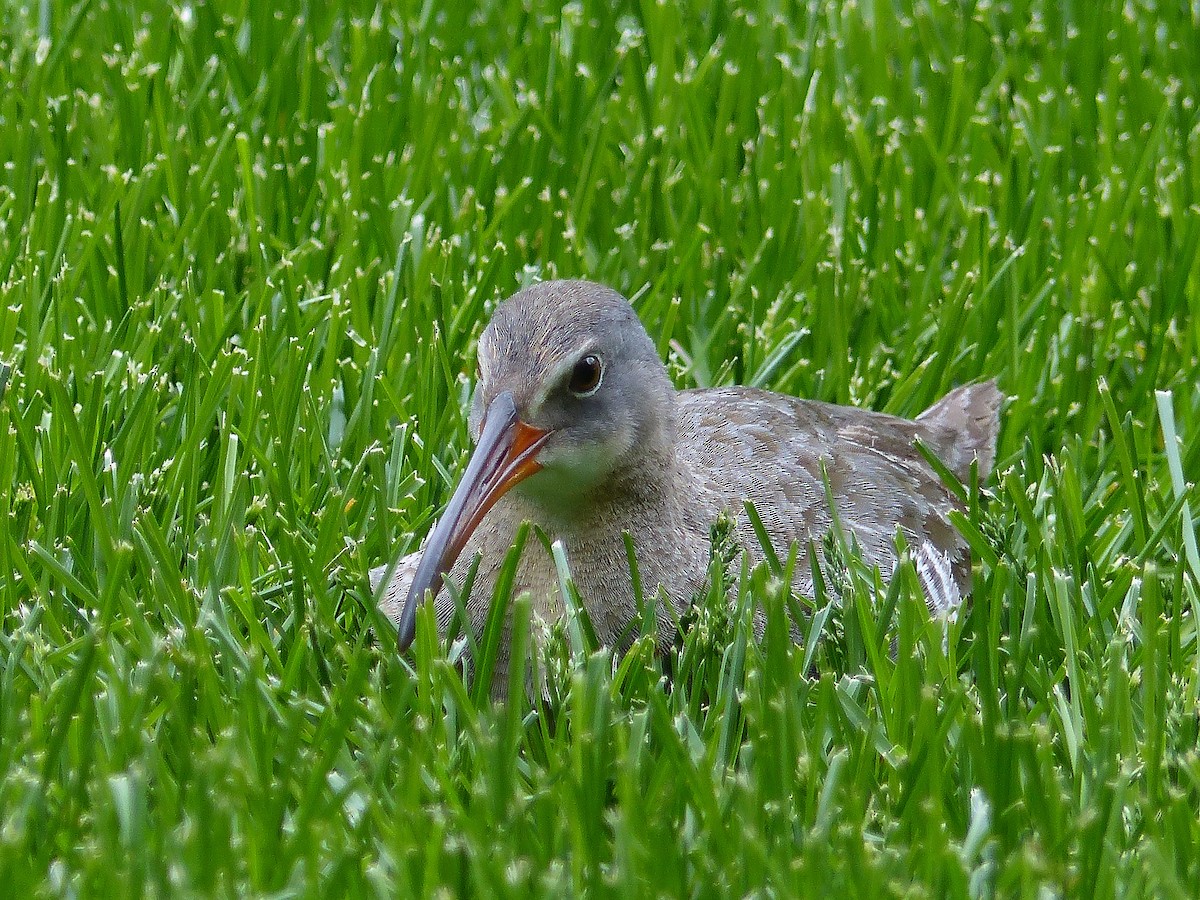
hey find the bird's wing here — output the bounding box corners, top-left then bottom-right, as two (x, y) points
(675, 387), (976, 611)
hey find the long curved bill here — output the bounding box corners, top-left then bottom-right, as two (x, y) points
(397, 390), (550, 652)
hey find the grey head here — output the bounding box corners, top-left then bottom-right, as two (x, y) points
(394, 280), (676, 649)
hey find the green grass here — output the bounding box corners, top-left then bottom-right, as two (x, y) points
(2, 0), (1198, 895)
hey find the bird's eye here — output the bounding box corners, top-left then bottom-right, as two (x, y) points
(568, 354), (603, 397)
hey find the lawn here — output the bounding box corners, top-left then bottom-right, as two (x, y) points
(1, 0), (1198, 896)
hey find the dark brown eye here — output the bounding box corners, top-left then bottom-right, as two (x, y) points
(568, 354), (603, 396)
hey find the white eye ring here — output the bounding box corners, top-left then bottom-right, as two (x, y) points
(568, 354), (603, 397)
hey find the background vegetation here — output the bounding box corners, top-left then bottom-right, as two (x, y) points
(1, 0), (1198, 895)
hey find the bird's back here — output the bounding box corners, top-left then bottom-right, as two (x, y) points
(675, 381), (1002, 612)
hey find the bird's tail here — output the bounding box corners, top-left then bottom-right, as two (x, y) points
(916, 380), (1003, 483)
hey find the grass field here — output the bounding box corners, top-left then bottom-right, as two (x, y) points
(2, 0), (1199, 896)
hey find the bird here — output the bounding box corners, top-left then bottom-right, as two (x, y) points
(372, 279), (1002, 677)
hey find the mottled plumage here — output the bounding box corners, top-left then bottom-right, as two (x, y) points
(373, 280), (1001, 676)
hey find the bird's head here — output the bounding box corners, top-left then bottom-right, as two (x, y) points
(396, 280), (674, 650)
(471, 280), (675, 504)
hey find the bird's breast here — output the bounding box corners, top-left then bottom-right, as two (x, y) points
(448, 488), (709, 650)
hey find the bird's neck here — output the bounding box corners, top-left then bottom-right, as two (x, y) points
(481, 409), (710, 648)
